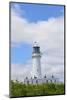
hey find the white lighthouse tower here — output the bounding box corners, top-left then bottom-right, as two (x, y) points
(32, 42), (41, 79)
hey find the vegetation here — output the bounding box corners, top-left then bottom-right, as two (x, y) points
(10, 80), (65, 97)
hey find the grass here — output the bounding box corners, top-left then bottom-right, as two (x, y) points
(10, 80), (65, 97)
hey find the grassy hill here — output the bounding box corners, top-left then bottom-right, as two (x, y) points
(10, 80), (65, 97)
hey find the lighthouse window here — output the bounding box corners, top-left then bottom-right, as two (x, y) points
(33, 47), (40, 53)
(44, 75), (46, 78)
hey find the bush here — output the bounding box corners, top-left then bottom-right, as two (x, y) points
(10, 80), (65, 97)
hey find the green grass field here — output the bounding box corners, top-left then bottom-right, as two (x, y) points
(10, 80), (65, 97)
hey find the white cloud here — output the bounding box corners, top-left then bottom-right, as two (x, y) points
(11, 62), (32, 82)
(11, 9), (64, 53)
(11, 7), (64, 82)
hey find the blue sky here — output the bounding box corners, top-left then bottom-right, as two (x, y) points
(11, 2), (64, 82)
(11, 43), (32, 64)
(11, 3), (64, 22)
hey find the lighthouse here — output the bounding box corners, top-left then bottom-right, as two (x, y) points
(24, 42), (58, 84)
(32, 42), (41, 79)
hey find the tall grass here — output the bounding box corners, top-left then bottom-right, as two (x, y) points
(10, 80), (65, 97)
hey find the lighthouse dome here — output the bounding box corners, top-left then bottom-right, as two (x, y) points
(33, 42), (39, 47)
(32, 42), (40, 53)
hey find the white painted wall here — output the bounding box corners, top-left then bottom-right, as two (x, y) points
(24, 77), (58, 84)
(32, 53), (41, 78)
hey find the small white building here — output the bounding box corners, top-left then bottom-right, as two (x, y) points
(24, 75), (59, 84)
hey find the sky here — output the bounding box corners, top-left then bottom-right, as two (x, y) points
(11, 2), (64, 82)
